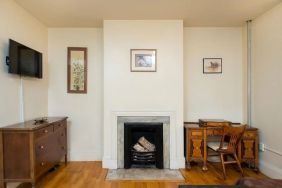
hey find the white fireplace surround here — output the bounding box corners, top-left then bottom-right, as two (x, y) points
(102, 111), (185, 169)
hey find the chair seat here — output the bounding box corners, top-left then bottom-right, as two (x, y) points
(207, 141), (228, 151)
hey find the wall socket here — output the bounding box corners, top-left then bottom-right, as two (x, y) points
(259, 143), (265, 152)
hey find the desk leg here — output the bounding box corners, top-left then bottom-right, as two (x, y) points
(254, 134), (259, 172)
(186, 161), (191, 170)
(186, 129), (191, 170)
(202, 164), (208, 171)
(238, 141), (242, 163)
(202, 129), (208, 171)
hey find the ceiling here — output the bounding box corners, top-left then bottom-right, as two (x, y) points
(14, 0), (281, 27)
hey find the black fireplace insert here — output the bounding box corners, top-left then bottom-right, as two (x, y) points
(124, 122), (163, 169)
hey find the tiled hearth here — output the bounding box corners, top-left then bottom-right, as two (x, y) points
(106, 168), (184, 181)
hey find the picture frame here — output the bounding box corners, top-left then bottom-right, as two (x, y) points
(203, 58), (222, 74)
(130, 49), (157, 72)
(67, 47), (87, 93)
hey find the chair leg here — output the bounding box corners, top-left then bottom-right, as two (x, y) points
(220, 153), (226, 179)
(234, 153), (244, 176)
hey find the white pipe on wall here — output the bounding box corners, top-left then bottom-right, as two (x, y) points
(247, 20), (252, 127)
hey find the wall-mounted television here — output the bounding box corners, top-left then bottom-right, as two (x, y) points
(6, 39), (42, 78)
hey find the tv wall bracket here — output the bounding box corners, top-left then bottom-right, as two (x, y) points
(6, 56), (10, 65)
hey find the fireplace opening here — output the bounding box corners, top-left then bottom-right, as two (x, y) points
(124, 122), (163, 169)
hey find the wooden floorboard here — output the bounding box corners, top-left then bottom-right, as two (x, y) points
(17, 161), (268, 188)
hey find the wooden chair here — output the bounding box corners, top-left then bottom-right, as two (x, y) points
(207, 125), (246, 179)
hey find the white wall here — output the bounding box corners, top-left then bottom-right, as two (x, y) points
(48, 28), (103, 161)
(0, 0), (48, 126)
(0, 1), (48, 187)
(184, 27), (243, 123)
(103, 20), (184, 168)
(252, 3), (282, 178)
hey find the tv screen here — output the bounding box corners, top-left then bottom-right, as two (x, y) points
(8, 39), (42, 78)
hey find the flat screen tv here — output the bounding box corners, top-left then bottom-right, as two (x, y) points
(6, 39), (42, 78)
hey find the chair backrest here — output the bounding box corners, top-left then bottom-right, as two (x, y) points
(220, 125), (246, 152)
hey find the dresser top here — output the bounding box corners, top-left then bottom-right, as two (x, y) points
(0, 117), (68, 131)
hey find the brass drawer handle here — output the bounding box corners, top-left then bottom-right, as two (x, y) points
(40, 145), (44, 149)
(40, 162), (45, 166)
(44, 129), (48, 133)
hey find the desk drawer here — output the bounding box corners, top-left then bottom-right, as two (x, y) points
(213, 129), (223, 135)
(206, 129), (223, 136)
(190, 130), (204, 138)
(34, 126), (53, 140)
(206, 129), (213, 136)
(243, 131), (256, 139)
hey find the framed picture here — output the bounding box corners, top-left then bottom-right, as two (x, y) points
(67, 47), (87, 93)
(130, 49), (157, 72)
(203, 58), (222, 74)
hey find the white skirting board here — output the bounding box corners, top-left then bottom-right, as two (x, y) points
(260, 161), (282, 179)
(69, 150), (102, 161)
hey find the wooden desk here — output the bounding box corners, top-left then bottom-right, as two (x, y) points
(184, 123), (259, 171)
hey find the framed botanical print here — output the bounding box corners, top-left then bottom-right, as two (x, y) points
(67, 47), (87, 93)
(203, 58), (222, 74)
(130, 49), (157, 72)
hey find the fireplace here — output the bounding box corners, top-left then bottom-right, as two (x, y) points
(124, 122), (163, 169)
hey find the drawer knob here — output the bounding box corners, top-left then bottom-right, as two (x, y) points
(61, 133), (64, 136)
(44, 129), (48, 133)
(40, 162), (45, 166)
(40, 145), (44, 149)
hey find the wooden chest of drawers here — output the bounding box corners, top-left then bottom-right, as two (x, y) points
(0, 117), (68, 188)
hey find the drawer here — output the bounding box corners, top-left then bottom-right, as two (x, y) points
(35, 142), (47, 156)
(213, 129), (223, 135)
(35, 160), (52, 177)
(206, 129), (223, 136)
(58, 128), (66, 146)
(34, 126), (53, 140)
(59, 129), (66, 138)
(35, 139), (49, 158)
(207, 129), (213, 136)
(244, 132), (256, 139)
(191, 131), (203, 137)
(34, 138), (56, 177)
(54, 121), (66, 131)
